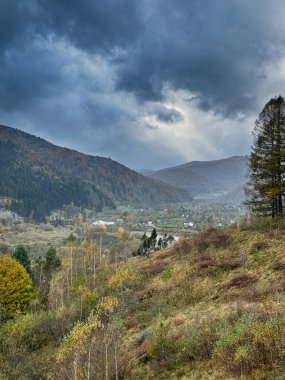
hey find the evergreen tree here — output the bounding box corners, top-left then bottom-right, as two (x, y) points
(246, 96), (285, 217)
(44, 247), (61, 277)
(150, 228), (157, 250)
(12, 245), (31, 276)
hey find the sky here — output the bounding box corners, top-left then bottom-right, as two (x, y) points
(1, 0), (285, 170)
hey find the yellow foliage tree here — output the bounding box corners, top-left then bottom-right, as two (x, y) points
(56, 314), (102, 380)
(117, 226), (125, 240)
(108, 267), (140, 291)
(0, 256), (33, 320)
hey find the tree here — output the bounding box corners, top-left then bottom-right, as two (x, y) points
(44, 247), (61, 277)
(246, 96), (285, 217)
(0, 256), (33, 321)
(12, 245), (31, 276)
(150, 228), (157, 250)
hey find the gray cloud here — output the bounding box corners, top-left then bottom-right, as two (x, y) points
(152, 105), (184, 123)
(117, 0), (285, 116)
(0, 0), (285, 168)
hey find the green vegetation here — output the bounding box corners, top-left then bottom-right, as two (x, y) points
(12, 245), (31, 276)
(1, 221), (285, 378)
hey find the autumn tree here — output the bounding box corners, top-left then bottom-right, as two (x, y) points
(246, 96), (285, 217)
(0, 256), (33, 321)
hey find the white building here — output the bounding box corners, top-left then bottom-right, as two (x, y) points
(92, 220), (115, 226)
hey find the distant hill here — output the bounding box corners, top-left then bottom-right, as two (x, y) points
(0, 125), (190, 221)
(144, 156), (248, 203)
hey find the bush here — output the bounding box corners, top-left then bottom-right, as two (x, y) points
(195, 253), (217, 273)
(141, 262), (168, 276)
(225, 273), (257, 289)
(178, 320), (218, 362)
(149, 315), (176, 369)
(193, 227), (232, 252)
(213, 313), (284, 378)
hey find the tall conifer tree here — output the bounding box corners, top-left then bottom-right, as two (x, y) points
(246, 96), (285, 217)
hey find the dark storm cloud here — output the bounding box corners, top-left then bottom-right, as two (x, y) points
(117, 0), (285, 116)
(1, 0), (284, 115)
(36, 0), (144, 53)
(152, 105), (184, 123)
(0, 0), (143, 111)
(0, 0), (285, 168)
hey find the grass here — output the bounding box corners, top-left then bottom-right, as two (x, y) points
(2, 221), (285, 379)
(0, 223), (74, 258)
(117, 224), (285, 378)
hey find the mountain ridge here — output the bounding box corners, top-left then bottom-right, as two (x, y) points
(143, 155), (248, 202)
(0, 125), (191, 221)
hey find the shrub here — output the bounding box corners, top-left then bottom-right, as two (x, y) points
(195, 253), (217, 272)
(176, 235), (192, 255)
(218, 258), (241, 270)
(193, 227), (232, 252)
(252, 241), (269, 251)
(141, 262), (168, 276)
(149, 315), (175, 368)
(178, 320), (218, 362)
(225, 273), (257, 289)
(213, 313), (284, 378)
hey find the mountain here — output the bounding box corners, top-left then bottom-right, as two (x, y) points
(0, 125), (190, 221)
(144, 156), (248, 203)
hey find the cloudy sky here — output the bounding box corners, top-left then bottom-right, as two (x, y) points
(1, 0), (285, 169)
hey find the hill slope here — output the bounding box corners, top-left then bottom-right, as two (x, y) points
(2, 222), (285, 379)
(0, 125), (190, 220)
(144, 156), (248, 202)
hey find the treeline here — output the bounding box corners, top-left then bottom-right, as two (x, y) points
(136, 228), (175, 256)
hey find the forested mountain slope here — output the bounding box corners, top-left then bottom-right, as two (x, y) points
(0, 125), (190, 220)
(144, 156), (248, 202)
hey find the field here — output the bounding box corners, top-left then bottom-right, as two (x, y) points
(0, 224), (74, 258)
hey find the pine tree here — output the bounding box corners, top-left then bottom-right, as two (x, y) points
(12, 245), (31, 276)
(150, 228), (157, 250)
(44, 247), (61, 277)
(246, 96), (285, 217)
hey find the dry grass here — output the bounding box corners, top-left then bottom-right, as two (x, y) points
(0, 223), (74, 257)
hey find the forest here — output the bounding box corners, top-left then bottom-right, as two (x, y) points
(0, 125), (190, 222)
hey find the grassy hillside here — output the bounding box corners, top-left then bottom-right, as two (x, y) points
(0, 125), (191, 221)
(145, 156), (248, 202)
(1, 221), (285, 379)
